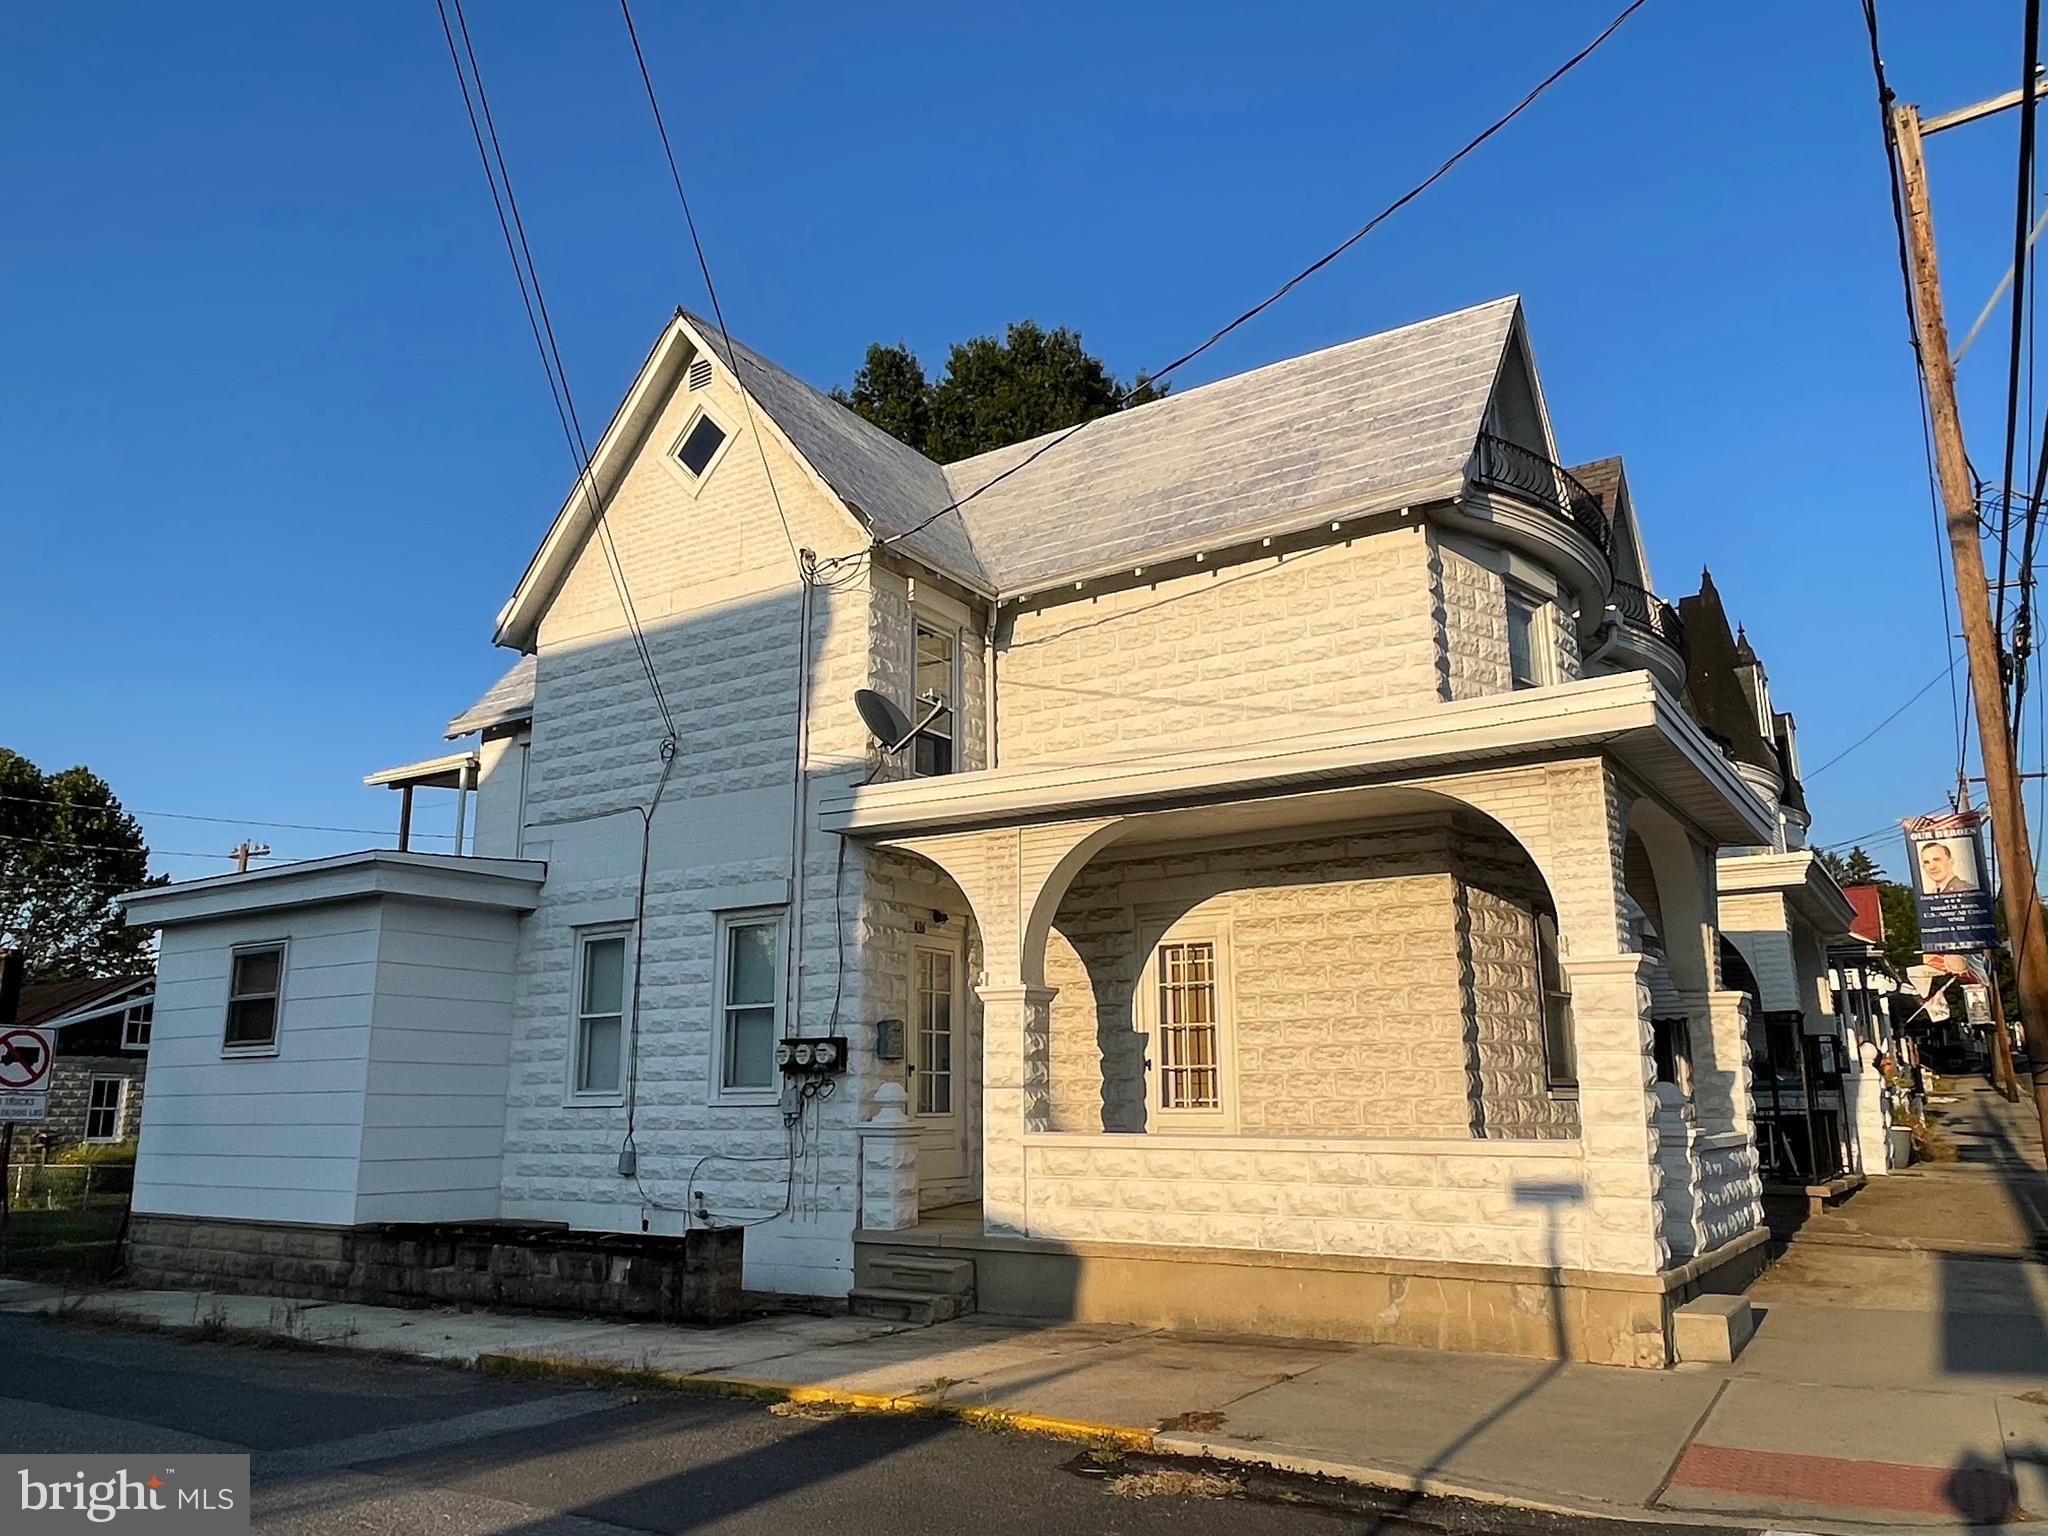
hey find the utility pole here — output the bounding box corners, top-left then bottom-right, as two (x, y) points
(229, 840), (269, 874)
(1893, 98), (2048, 1151)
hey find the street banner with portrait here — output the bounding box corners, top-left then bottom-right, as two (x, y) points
(1903, 810), (1997, 952)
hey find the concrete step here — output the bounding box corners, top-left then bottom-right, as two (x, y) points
(1673, 1294), (1756, 1364)
(847, 1286), (974, 1326)
(867, 1254), (975, 1296)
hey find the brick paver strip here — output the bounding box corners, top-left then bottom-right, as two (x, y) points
(1670, 1443), (2016, 1522)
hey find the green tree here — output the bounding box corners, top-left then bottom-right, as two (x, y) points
(835, 321), (1167, 460)
(0, 749), (158, 981)
(835, 342), (930, 452)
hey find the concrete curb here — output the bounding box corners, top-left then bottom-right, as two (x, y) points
(474, 1351), (1157, 1451)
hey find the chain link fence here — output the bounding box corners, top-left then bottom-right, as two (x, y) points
(6, 1161), (135, 1211)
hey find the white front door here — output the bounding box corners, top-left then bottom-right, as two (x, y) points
(911, 939), (966, 1189)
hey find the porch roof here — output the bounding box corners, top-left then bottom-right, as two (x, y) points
(1717, 849), (1859, 934)
(819, 672), (1774, 845)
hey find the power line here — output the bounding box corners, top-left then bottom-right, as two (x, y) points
(1863, 0), (1971, 794)
(616, 0), (804, 578)
(1804, 657), (1961, 781)
(435, 0), (677, 744)
(813, 0), (1650, 577)
(1992, 0), (2042, 641)
(0, 793), (448, 841)
(0, 831), (265, 862)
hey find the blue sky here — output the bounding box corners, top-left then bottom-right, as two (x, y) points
(1, 2), (2037, 880)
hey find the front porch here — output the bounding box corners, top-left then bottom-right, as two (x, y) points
(827, 675), (1779, 1365)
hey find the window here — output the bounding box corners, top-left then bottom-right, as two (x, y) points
(913, 945), (955, 1115)
(673, 410), (728, 478)
(1506, 589), (1549, 689)
(84, 1076), (126, 1142)
(911, 620), (957, 776)
(1534, 912), (1577, 1090)
(572, 929), (629, 1100)
(717, 911), (784, 1096)
(224, 944), (285, 1053)
(122, 1001), (153, 1052)
(1139, 919), (1235, 1124)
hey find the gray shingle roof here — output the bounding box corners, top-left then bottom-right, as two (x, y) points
(688, 297), (1520, 597)
(681, 312), (991, 590)
(447, 653), (537, 738)
(944, 296), (1521, 592)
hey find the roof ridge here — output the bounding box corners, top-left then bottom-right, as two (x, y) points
(942, 295), (1523, 475)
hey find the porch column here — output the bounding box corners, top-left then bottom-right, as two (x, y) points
(1693, 987), (1764, 1243)
(1561, 952), (1668, 1278)
(857, 1081), (920, 1232)
(976, 982), (1056, 1236)
(1653, 1079), (1706, 1263)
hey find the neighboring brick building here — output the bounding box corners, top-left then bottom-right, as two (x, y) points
(15, 974), (153, 1147)
(119, 297), (1842, 1365)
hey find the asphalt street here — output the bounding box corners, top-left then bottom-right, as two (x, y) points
(0, 1313), (1739, 1536)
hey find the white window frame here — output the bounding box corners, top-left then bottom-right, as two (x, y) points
(84, 1075), (127, 1143)
(223, 940), (287, 1058)
(121, 1001), (153, 1052)
(1534, 911), (1578, 1094)
(909, 936), (962, 1118)
(907, 611), (962, 778)
(566, 925), (633, 1107)
(1136, 913), (1236, 1129)
(712, 908), (787, 1105)
(661, 403), (735, 496)
(1506, 585), (1554, 690)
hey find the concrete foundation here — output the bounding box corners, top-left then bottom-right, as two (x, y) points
(856, 1223), (1770, 1368)
(125, 1213), (744, 1324)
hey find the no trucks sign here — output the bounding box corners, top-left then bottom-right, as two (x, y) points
(0, 1027), (53, 1122)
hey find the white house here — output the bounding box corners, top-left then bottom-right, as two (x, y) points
(122, 296), (1824, 1366)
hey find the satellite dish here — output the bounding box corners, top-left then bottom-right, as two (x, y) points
(854, 688), (948, 756)
(855, 689), (915, 751)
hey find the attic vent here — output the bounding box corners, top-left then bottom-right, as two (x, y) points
(688, 359), (714, 391)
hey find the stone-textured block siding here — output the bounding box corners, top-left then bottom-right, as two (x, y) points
(1041, 817), (1574, 1141)
(860, 847), (983, 1206)
(41, 1056), (145, 1147)
(1021, 1136), (1589, 1268)
(506, 353), (896, 1296)
(1695, 1135), (1761, 1249)
(1454, 823), (1576, 1139)
(996, 527), (1441, 766)
(1433, 540), (1514, 700)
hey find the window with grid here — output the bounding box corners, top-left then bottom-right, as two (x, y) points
(224, 944), (285, 1053)
(719, 912), (783, 1094)
(85, 1076), (125, 1142)
(911, 621), (956, 776)
(572, 930), (627, 1100)
(914, 946), (954, 1115)
(122, 1002), (153, 1051)
(1155, 940), (1221, 1111)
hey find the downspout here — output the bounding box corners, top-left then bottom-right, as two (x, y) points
(983, 598), (999, 770)
(786, 559), (817, 1034)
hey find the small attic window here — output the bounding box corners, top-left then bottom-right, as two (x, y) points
(673, 410), (729, 479)
(688, 358), (714, 391)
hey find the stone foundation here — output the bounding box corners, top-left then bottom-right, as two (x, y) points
(857, 1223), (1771, 1368)
(125, 1214), (744, 1324)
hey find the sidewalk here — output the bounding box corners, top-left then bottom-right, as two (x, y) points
(5, 1081), (2043, 1532)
